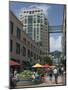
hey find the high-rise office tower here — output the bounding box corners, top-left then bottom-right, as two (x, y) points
(19, 7), (49, 55)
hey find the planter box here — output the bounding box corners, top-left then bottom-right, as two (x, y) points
(16, 79), (43, 86)
(16, 80), (34, 86)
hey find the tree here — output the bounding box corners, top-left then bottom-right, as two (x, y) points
(43, 56), (53, 65)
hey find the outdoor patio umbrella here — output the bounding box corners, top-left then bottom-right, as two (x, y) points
(32, 63), (43, 68)
(42, 64), (50, 68)
(49, 65), (55, 68)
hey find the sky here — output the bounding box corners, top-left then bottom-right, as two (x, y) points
(9, 1), (64, 52)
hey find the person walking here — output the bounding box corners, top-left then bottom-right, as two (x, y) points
(35, 71), (39, 80)
(14, 69), (17, 77)
(10, 72), (14, 89)
(60, 66), (65, 84)
(48, 68), (53, 83)
(32, 71), (35, 81)
(12, 69), (18, 88)
(61, 66), (64, 76)
(53, 68), (58, 84)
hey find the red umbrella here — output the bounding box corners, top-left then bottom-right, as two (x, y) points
(10, 60), (20, 66)
(43, 64), (50, 68)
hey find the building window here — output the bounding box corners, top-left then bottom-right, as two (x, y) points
(28, 25), (32, 38)
(16, 42), (20, 54)
(37, 55), (38, 59)
(34, 53), (36, 59)
(27, 41), (30, 47)
(34, 28), (36, 40)
(28, 16), (33, 24)
(24, 11), (26, 13)
(40, 19), (43, 23)
(37, 36), (39, 40)
(34, 18), (36, 23)
(31, 51), (33, 57)
(10, 21), (13, 34)
(25, 18), (27, 24)
(29, 11), (31, 14)
(35, 10), (37, 12)
(27, 49), (30, 57)
(23, 46), (26, 56)
(28, 32), (32, 38)
(16, 27), (21, 40)
(31, 44), (33, 49)
(37, 28), (39, 34)
(40, 42), (42, 46)
(28, 14), (32, 37)
(23, 38), (26, 45)
(10, 40), (13, 52)
(40, 51), (41, 55)
(32, 11), (34, 14)
(41, 13), (43, 15)
(37, 15), (40, 23)
(44, 21), (47, 25)
(28, 26), (32, 32)
(33, 16), (36, 23)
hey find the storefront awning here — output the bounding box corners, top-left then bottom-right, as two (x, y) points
(10, 60), (20, 66)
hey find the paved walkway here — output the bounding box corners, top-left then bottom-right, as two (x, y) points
(16, 75), (66, 88)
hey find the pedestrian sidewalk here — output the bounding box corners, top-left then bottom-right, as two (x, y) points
(45, 75), (64, 85)
(16, 75), (65, 89)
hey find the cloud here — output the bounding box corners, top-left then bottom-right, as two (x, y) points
(37, 5), (51, 16)
(50, 36), (62, 52)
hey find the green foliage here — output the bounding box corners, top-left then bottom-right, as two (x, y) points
(60, 58), (66, 66)
(44, 56), (53, 65)
(19, 70), (32, 80)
